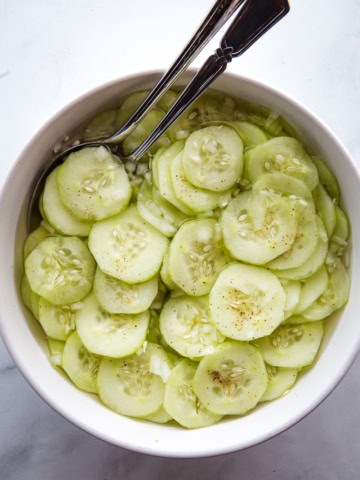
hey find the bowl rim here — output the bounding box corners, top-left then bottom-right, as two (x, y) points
(1, 70), (360, 458)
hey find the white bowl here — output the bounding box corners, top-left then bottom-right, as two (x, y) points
(0, 72), (359, 458)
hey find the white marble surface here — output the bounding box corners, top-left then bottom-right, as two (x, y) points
(1, 0), (360, 477)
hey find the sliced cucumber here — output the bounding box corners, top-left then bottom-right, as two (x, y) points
(145, 406), (172, 424)
(164, 359), (222, 428)
(97, 342), (169, 417)
(330, 206), (349, 256)
(244, 137), (319, 190)
(25, 236), (95, 305)
(23, 226), (53, 259)
(160, 296), (224, 358)
(153, 141), (194, 215)
(160, 250), (180, 291)
(58, 147), (132, 221)
(43, 168), (92, 236)
(261, 365), (298, 402)
(231, 121), (268, 148)
(209, 263), (286, 341)
(170, 153), (232, 213)
(313, 183), (336, 237)
(38, 297), (81, 341)
(193, 342), (268, 415)
(168, 219), (229, 296)
(181, 125), (243, 192)
(76, 293), (149, 358)
(88, 205), (169, 284)
(302, 259), (350, 321)
(62, 332), (100, 393)
(116, 90), (149, 127)
(220, 191), (297, 264)
(280, 279), (301, 317)
(137, 180), (187, 237)
(47, 338), (65, 367)
(255, 322), (324, 368)
(274, 216), (328, 280)
(83, 108), (119, 141)
(93, 267), (158, 314)
(20, 275), (34, 312)
(150, 146), (166, 189)
(293, 266), (329, 314)
(312, 155), (340, 202)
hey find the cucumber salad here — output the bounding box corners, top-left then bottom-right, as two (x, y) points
(21, 89), (350, 429)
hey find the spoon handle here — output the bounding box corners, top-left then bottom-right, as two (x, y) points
(128, 0), (289, 161)
(107, 0), (246, 143)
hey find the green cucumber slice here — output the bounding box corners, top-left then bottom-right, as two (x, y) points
(280, 279), (301, 317)
(116, 91), (149, 127)
(231, 121), (268, 148)
(25, 236), (95, 305)
(261, 365), (298, 402)
(181, 125), (243, 192)
(47, 338), (65, 367)
(274, 216), (328, 280)
(170, 153), (232, 213)
(313, 184), (336, 237)
(154, 141), (195, 215)
(43, 168), (92, 236)
(62, 332), (100, 393)
(160, 250), (180, 291)
(88, 205), (169, 284)
(193, 342), (268, 415)
(293, 266), (329, 314)
(137, 180), (187, 237)
(302, 259), (350, 321)
(312, 155), (340, 202)
(330, 206), (350, 256)
(209, 263), (286, 341)
(20, 275), (34, 312)
(38, 298), (81, 341)
(220, 191), (297, 264)
(145, 406), (172, 424)
(83, 108), (118, 141)
(97, 342), (169, 417)
(23, 226), (53, 259)
(76, 293), (150, 358)
(255, 322), (323, 368)
(93, 267), (158, 314)
(168, 219), (229, 296)
(164, 359), (222, 428)
(160, 296), (224, 358)
(150, 146), (166, 190)
(58, 147), (131, 221)
(244, 137), (319, 190)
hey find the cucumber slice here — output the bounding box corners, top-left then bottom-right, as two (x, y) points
(83, 108), (119, 141)
(38, 297), (81, 341)
(62, 332), (100, 393)
(313, 184), (336, 237)
(181, 125), (243, 192)
(193, 342), (268, 415)
(244, 137), (319, 190)
(137, 180), (187, 237)
(231, 121), (268, 149)
(43, 168), (92, 236)
(164, 359), (222, 428)
(170, 153), (232, 213)
(209, 263), (286, 341)
(154, 141), (195, 215)
(280, 279), (301, 317)
(88, 205), (169, 284)
(157, 90), (179, 111)
(238, 102), (284, 136)
(168, 219), (229, 296)
(261, 365), (298, 402)
(330, 206), (349, 256)
(160, 250), (180, 291)
(76, 293), (150, 358)
(150, 146), (166, 189)
(160, 296), (224, 358)
(20, 275), (34, 312)
(312, 155), (340, 202)
(254, 322), (324, 368)
(220, 191), (297, 264)
(145, 406), (172, 424)
(116, 91), (149, 127)
(293, 266), (329, 314)
(23, 226), (53, 259)
(25, 236), (95, 305)
(274, 216), (328, 280)
(93, 267), (158, 314)
(302, 259), (350, 321)
(47, 338), (65, 367)
(121, 109), (170, 157)
(58, 147), (132, 221)
(97, 342), (169, 417)
(30, 290), (41, 320)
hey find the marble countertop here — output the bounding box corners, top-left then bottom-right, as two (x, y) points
(1, 0), (360, 478)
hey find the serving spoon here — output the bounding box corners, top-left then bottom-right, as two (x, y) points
(28, 0), (290, 230)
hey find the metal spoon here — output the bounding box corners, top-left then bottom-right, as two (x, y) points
(28, 0), (289, 229)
